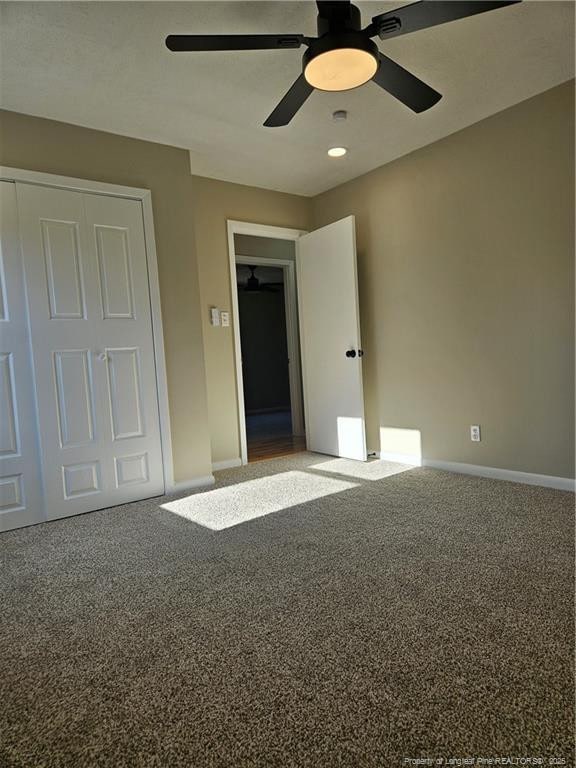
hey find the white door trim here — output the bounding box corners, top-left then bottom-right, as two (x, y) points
(226, 220), (307, 465)
(0, 166), (176, 493)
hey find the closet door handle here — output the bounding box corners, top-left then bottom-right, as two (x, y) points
(345, 349), (357, 358)
(96, 351), (108, 362)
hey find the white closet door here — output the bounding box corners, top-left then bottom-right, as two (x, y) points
(0, 181), (44, 531)
(16, 183), (164, 521)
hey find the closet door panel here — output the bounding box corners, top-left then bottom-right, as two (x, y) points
(16, 183), (164, 522)
(83, 193), (164, 506)
(16, 184), (109, 519)
(0, 181), (44, 531)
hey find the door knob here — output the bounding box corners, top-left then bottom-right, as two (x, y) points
(346, 349), (357, 358)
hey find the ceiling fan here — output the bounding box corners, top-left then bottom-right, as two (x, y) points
(166, 0), (521, 127)
(238, 266), (283, 293)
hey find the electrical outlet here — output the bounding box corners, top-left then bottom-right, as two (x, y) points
(470, 425), (481, 442)
(221, 311), (230, 327)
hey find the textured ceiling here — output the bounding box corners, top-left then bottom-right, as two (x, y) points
(0, 1), (573, 196)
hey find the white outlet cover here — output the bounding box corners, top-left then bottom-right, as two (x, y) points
(470, 425), (481, 442)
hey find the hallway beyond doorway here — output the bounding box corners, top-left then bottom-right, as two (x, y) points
(246, 410), (306, 462)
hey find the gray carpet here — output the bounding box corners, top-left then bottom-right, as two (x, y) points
(0, 453), (574, 767)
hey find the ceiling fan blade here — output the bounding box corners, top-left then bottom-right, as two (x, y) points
(368, 1), (521, 40)
(166, 34), (307, 52)
(264, 74), (314, 127)
(372, 53), (442, 113)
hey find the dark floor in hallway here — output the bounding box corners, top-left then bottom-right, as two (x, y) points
(246, 409), (306, 462)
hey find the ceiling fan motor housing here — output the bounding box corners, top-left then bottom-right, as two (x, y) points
(315, 1), (362, 36)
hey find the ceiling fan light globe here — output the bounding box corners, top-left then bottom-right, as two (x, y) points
(304, 47), (378, 91)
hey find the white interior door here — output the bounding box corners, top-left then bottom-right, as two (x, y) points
(0, 181), (44, 531)
(297, 216), (367, 461)
(16, 183), (164, 521)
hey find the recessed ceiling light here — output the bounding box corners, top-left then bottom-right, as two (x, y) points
(328, 147), (347, 158)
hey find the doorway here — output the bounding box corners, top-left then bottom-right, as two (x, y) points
(236, 261), (304, 461)
(227, 217), (367, 466)
(228, 222), (306, 463)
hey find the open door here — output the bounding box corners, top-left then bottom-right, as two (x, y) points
(297, 216), (367, 461)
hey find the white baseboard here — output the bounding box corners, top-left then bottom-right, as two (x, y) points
(213, 458), (242, 471)
(168, 475), (215, 494)
(422, 459), (575, 492)
(168, 460), (574, 493)
(377, 450), (422, 466)
(369, 451), (574, 491)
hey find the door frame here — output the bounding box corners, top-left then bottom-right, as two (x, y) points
(227, 220), (307, 465)
(0, 166), (176, 493)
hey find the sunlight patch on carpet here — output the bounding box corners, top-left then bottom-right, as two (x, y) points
(160, 470), (358, 530)
(310, 457), (415, 481)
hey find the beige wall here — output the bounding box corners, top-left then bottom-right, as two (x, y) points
(1, 80), (573, 480)
(312, 81), (575, 478)
(190, 176), (310, 463)
(0, 109), (213, 483)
